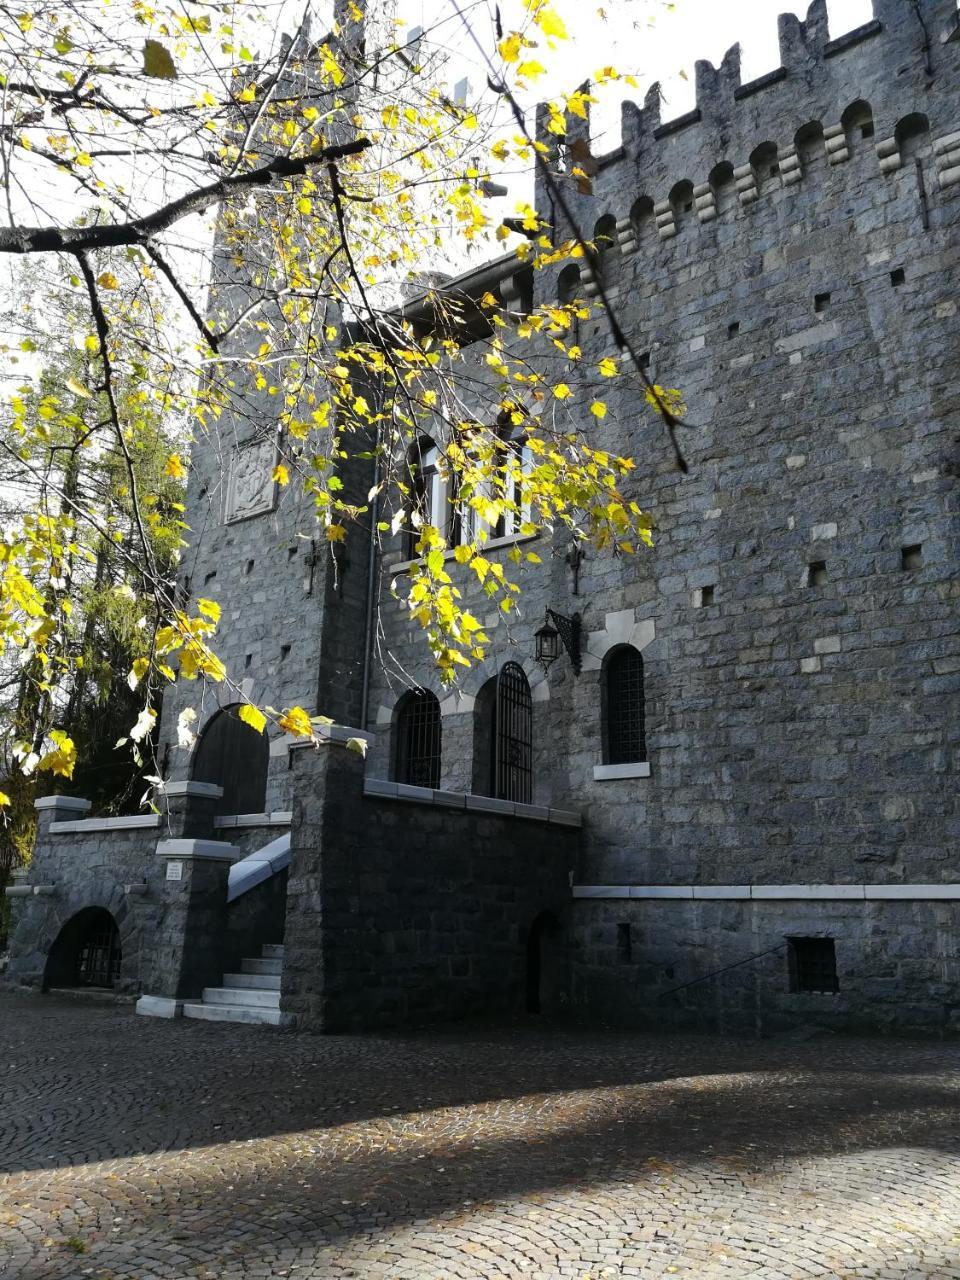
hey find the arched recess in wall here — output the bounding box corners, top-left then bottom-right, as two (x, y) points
(708, 162), (736, 216)
(668, 180), (695, 231)
(526, 910), (564, 1014)
(895, 112), (931, 161)
(750, 142), (780, 194)
(592, 213), (619, 281)
(191, 703), (269, 816)
(841, 100), (874, 156)
(795, 121), (826, 172)
(472, 662), (532, 802)
(43, 907), (121, 991)
(392, 689), (442, 789)
(630, 195), (655, 248)
(557, 263), (580, 305)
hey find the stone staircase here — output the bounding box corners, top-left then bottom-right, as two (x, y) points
(182, 943), (284, 1026)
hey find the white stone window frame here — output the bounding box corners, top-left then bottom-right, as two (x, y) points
(583, 610), (656, 782)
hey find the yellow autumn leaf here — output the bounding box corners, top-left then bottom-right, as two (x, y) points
(591, 400), (607, 418)
(66, 377), (92, 399)
(598, 357), (618, 377)
(0, 790), (10, 807)
(272, 464), (289, 485)
(237, 82), (256, 103)
(197, 597), (220, 623)
(165, 454), (186, 480)
(553, 383), (572, 399)
(96, 271), (120, 290)
(535, 5), (568, 40)
(498, 33), (523, 62)
(382, 104), (400, 130)
(278, 706), (314, 738)
(238, 704), (267, 735)
(297, 197), (312, 214)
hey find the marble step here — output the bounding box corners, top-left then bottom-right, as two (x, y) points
(183, 1001), (283, 1026)
(261, 943), (285, 959)
(223, 971), (281, 991)
(241, 957), (282, 976)
(202, 986), (280, 1008)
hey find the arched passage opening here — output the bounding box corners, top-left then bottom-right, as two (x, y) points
(526, 910), (564, 1014)
(44, 907), (121, 990)
(191, 704), (269, 816)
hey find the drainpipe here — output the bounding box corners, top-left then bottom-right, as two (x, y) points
(359, 450), (381, 733)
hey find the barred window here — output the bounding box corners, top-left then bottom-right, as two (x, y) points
(393, 689), (442, 789)
(603, 646), (646, 765)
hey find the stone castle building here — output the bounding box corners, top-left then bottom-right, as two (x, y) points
(6, 0), (960, 1034)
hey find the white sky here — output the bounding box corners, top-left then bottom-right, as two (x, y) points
(424, 0), (875, 154)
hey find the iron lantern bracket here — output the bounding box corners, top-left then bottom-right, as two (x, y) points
(545, 608), (581, 676)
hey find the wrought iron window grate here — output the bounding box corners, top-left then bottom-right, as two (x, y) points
(788, 936), (838, 994)
(76, 921), (122, 988)
(605, 647), (646, 764)
(495, 661), (532, 803)
(396, 690), (442, 789)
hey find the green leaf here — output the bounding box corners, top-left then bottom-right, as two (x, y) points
(142, 39), (177, 80)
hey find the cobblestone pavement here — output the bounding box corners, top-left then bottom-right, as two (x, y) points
(2, 995), (960, 1280)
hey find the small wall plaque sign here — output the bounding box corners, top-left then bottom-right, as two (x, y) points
(166, 860), (184, 882)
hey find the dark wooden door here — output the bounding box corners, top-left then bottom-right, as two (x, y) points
(191, 705), (269, 816)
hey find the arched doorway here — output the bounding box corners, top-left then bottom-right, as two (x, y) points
(526, 911), (564, 1014)
(191, 704), (269, 816)
(44, 907), (122, 990)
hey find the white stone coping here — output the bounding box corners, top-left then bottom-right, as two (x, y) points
(4, 885), (33, 898)
(136, 995), (183, 1019)
(363, 777), (581, 827)
(35, 795), (92, 813)
(49, 814), (162, 835)
(156, 838), (240, 861)
(161, 781), (224, 799)
(227, 832), (291, 902)
(389, 532), (538, 577)
(214, 811), (293, 830)
(275, 724), (374, 757)
(593, 762), (651, 781)
(574, 883), (960, 901)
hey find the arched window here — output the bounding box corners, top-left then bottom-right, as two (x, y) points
(630, 195), (655, 247)
(895, 112), (930, 161)
(602, 645), (646, 764)
(473, 662), (532, 801)
(708, 162), (736, 216)
(841, 100), (874, 154)
(44, 907), (122, 990)
(495, 661), (532, 802)
(795, 121), (826, 171)
(592, 213), (618, 280)
(557, 263), (580, 305)
(669, 180), (695, 230)
(750, 142), (780, 194)
(191, 704), (269, 816)
(393, 689), (441, 788)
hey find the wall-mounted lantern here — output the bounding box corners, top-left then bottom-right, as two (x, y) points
(534, 609), (581, 676)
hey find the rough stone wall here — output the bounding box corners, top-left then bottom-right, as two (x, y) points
(281, 743), (579, 1030)
(573, 897), (960, 1035)
(361, 1), (960, 1031)
(5, 821), (160, 994)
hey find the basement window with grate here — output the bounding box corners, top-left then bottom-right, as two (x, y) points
(788, 937), (838, 994)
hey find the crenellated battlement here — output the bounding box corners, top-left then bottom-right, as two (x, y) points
(535, 0), (960, 270)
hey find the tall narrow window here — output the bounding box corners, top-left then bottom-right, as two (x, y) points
(393, 689), (442, 789)
(495, 661), (532, 803)
(603, 646), (646, 764)
(405, 437), (449, 557)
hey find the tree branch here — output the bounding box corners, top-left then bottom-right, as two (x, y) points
(0, 138), (372, 255)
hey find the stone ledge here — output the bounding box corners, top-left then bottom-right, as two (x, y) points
(161, 781), (224, 800)
(136, 995), (183, 1019)
(573, 884), (960, 902)
(49, 814), (162, 834)
(593, 762), (651, 781)
(156, 838), (240, 861)
(4, 885), (33, 898)
(213, 811), (293, 830)
(363, 779), (581, 827)
(35, 795), (92, 813)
